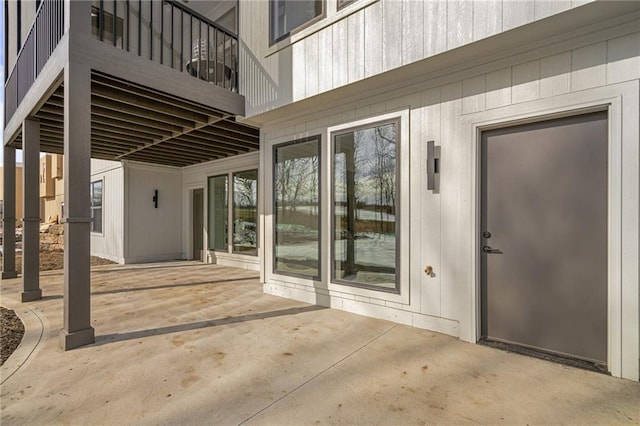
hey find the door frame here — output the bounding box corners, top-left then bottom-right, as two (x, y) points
(467, 81), (639, 380)
(187, 185), (205, 261)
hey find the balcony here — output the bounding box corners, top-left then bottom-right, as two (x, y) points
(5, 0), (239, 127)
(4, 0), (65, 125)
(4, 1), (257, 168)
(90, 0), (238, 91)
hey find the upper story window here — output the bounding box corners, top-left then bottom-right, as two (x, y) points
(337, 0), (357, 10)
(270, 0), (323, 44)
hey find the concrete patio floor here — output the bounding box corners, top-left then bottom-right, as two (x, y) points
(1, 261), (639, 425)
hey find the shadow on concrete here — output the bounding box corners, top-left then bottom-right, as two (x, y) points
(89, 262), (215, 273)
(37, 277), (259, 301)
(91, 305), (327, 347)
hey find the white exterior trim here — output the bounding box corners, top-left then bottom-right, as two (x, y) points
(466, 80), (639, 381)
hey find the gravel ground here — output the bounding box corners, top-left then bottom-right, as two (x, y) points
(1, 250), (115, 273)
(0, 307), (25, 366)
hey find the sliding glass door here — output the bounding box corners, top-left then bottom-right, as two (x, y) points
(233, 170), (258, 255)
(208, 169), (258, 256)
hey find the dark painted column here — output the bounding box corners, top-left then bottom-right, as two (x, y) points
(21, 118), (42, 302)
(2, 146), (18, 279)
(59, 0), (94, 350)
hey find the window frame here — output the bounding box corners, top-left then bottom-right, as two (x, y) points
(330, 118), (401, 294)
(207, 173), (229, 252)
(272, 135), (322, 281)
(269, 0), (325, 45)
(336, 0), (357, 11)
(90, 179), (103, 235)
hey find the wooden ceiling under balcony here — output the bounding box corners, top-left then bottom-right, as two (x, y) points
(10, 72), (260, 168)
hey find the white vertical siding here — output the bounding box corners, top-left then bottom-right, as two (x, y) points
(447, 0), (474, 50)
(347, 12), (365, 84)
(382, 0), (402, 72)
(607, 32), (640, 85)
(125, 163), (182, 263)
(259, 28), (640, 379)
(502, 0), (535, 31)
(571, 42), (607, 91)
(332, 18), (348, 88)
(240, 0), (590, 117)
(473, 0), (503, 41)
(363, 2), (383, 78)
(90, 162), (125, 263)
(402, 0), (424, 65)
(512, 59), (540, 104)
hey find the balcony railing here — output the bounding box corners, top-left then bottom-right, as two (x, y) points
(4, 0), (65, 125)
(92, 0), (238, 92)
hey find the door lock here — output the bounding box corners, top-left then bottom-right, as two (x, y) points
(482, 245), (503, 254)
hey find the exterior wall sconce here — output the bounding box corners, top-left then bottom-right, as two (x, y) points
(427, 140), (441, 194)
(153, 190), (158, 208)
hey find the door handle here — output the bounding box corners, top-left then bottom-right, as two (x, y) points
(482, 245), (503, 254)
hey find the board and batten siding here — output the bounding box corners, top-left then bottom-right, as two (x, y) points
(125, 162), (182, 263)
(239, 0), (594, 118)
(90, 159), (125, 263)
(260, 28), (640, 380)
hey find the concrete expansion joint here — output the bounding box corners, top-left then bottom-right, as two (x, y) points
(237, 324), (399, 425)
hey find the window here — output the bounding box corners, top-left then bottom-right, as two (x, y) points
(233, 170), (258, 255)
(332, 121), (398, 292)
(270, 0), (323, 44)
(90, 180), (103, 234)
(274, 137), (321, 279)
(208, 175), (228, 251)
(337, 0), (357, 10)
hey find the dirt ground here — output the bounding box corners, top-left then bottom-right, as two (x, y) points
(2, 250), (115, 274)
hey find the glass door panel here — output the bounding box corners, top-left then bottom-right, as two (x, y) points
(208, 175), (228, 251)
(232, 170), (258, 255)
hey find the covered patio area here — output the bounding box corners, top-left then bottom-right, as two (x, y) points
(1, 262), (639, 424)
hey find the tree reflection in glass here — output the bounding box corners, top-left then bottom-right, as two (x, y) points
(233, 170), (258, 255)
(333, 122), (397, 291)
(274, 138), (320, 279)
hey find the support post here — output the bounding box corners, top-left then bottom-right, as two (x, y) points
(21, 119), (42, 302)
(2, 146), (18, 279)
(60, 0), (94, 350)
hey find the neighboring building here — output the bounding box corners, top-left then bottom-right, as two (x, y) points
(0, 163), (23, 227)
(2, 0), (639, 382)
(39, 153), (64, 223)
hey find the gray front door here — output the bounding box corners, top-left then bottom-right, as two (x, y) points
(192, 189), (204, 261)
(481, 111), (608, 365)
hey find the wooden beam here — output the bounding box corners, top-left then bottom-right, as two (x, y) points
(91, 73), (226, 120)
(91, 96), (195, 128)
(91, 84), (211, 124)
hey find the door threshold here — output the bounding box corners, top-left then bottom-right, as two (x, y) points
(478, 338), (609, 375)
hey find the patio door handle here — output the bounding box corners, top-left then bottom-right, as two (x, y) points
(482, 245), (503, 254)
